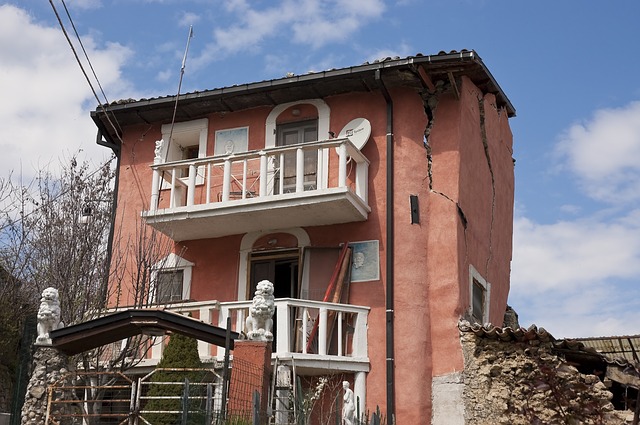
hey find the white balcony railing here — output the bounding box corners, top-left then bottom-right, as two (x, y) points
(143, 138), (370, 240)
(150, 138), (368, 210)
(145, 298), (369, 372)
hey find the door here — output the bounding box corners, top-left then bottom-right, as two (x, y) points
(248, 249), (300, 299)
(249, 250), (300, 350)
(275, 120), (318, 193)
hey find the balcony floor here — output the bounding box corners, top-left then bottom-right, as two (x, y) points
(143, 186), (370, 241)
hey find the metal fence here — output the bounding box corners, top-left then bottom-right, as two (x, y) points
(45, 360), (266, 425)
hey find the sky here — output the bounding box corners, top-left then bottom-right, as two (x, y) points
(2, 0), (640, 339)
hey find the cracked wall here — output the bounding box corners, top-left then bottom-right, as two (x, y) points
(425, 75), (515, 385)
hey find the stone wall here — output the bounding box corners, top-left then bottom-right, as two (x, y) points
(459, 322), (633, 424)
(21, 347), (70, 425)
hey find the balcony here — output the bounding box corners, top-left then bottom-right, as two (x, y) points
(143, 138), (370, 241)
(146, 299), (370, 374)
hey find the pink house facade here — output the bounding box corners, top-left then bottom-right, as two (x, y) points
(92, 50), (515, 423)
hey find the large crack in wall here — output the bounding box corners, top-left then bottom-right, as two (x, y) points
(477, 96), (496, 278)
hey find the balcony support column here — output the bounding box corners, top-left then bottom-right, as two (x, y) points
(276, 302), (291, 353)
(150, 169), (160, 211)
(187, 164), (196, 206)
(259, 153), (267, 196)
(318, 307), (328, 355)
(355, 371), (366, 422)
(222, 159), (231, 202)
(296, 147), (304, 193)
(338, 142), (347, 187)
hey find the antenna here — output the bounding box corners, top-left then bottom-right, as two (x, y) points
(165, 25), (194, 159)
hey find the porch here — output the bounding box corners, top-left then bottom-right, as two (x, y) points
(146, 298), (370, 375)
(143, 138), (370, 241)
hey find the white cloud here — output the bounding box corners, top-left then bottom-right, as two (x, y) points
(365, 42), (413, 63)
(193, 0), (385, 69)
(512, 214), (640, 296)
(511, 284), (640, 338)
(555, 101), (640, 204)
(0, 5), (133, 179)
(178, 11), (201, 28)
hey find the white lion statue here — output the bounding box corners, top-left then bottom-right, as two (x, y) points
(36, 287), (63, 345)
(245, 280), (275, 341)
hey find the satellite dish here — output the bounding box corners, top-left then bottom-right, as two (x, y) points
(336, 118), (371, 151)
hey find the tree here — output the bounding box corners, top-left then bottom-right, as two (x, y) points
(0, 154), (175, 421)
(144, 333), (208, 425)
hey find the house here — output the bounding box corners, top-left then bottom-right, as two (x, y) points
(91, 50), (516, 423)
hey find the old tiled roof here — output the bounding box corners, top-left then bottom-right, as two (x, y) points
(92, 50), (516, 147)
(459, 320), (639, 372)
(459, 320), (555, 343)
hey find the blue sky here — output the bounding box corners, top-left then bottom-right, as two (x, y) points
(2, 0), (640, 338)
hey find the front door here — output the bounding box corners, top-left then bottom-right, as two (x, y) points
(249, 249), (299, 350)
(248, 249), (300, 299)
(275, 120), (318, 193)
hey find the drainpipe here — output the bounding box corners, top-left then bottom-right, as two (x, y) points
(376, 69), (395, 423)
(96, 130), (121, 308)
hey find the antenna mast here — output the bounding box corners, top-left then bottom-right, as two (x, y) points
(166, 25), (194, 157)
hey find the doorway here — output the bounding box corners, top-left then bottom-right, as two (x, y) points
(248, 249), (300, 299)
(275, 119), (318, 193)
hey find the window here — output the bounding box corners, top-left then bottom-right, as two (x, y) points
(469, 265), (490, 324)
(151, 253), (194, 304)
(471, 278), (485, 322)
(275, 119), (319, 193)
(156, 270), (184, 303)
(159, 118), (208, 181)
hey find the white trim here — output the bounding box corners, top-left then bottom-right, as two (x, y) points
(237, 228), (310, 301)
(265, 99), (330, 190)
(468, 265), (491, 324)
(160, 118), (209, 188)
(150, 253), (194, 303)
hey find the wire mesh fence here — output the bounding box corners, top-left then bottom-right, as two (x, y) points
(44, 359), (269, 425)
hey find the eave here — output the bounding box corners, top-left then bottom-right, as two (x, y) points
(92, 50), (516, 147)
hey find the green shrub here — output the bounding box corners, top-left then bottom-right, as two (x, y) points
(144, 333), (208, 425)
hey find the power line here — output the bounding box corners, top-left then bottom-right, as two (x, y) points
(47, 0), (124, 144)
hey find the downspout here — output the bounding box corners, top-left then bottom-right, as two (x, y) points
(376, 69), (395, 423)
(96, 129), (121, 308)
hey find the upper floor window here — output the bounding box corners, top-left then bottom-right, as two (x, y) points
(160, 118), (208, 163)
(151, 253), (194, 304)
(469, 265), (490, 324)
(276, 119), (319, 192)
(159, 119), (208, 182)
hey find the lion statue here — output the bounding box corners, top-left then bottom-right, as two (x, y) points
(245, 280), (275, 341)
(36, 287), (63, 345)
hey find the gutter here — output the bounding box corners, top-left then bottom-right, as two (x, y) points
(376, 68), (396, 423)
(96, 130), (121, 307)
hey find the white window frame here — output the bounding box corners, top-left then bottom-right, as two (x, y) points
(150, 253), (194, 304)
(469, 265), (491, 324)
(160, 118), (209, 185)
(264, 99), (330, 192)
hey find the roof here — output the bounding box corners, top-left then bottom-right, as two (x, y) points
(568, 335), (640, 365)
(50, 309), (239, 355)
(459, 321), (639, 371)
(92, 50), (515, 147)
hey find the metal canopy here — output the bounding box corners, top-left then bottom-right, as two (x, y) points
(49, 309), (239, 355)
(92, 50), (516, 147)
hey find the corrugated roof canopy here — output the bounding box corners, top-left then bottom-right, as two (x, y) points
(49, 309), (239, 355)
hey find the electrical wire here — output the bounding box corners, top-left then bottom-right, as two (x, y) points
(47, 0), (124, 145)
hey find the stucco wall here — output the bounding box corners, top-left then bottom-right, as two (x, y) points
(108, 73), (516, 423)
